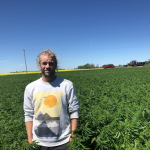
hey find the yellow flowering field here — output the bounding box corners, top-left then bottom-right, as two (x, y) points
(0, 71), (41, 76)
(0, 68), (103, 76)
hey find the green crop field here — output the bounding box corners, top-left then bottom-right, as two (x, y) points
(1, 68), (150, 150)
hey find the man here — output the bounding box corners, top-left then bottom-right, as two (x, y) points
(24, 49), (79, 150)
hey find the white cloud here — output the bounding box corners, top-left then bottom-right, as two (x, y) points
(0, 60), (9, 63)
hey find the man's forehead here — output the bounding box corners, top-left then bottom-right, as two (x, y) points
(40, 55), (55, 61)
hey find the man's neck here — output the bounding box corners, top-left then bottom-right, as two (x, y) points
(42, 75), (57, 82)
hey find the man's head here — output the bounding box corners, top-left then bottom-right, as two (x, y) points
(38, 49), (57, 68)
(38, 49), (57, 79)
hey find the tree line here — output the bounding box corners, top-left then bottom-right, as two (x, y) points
(77, 59), (150, 69)
(77, 63), (99, 69)
(77, 63), (114, 69)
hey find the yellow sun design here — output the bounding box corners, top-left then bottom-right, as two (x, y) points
(44, 95), (60, 108)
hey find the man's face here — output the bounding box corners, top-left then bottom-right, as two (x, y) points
(39, 55), (56, 78)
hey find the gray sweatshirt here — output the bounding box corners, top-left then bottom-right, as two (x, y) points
(24, 76), (79, 147)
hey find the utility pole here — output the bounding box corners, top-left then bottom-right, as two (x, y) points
(23, 49), (28, 74)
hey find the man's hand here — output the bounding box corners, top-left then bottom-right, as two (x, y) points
(28, 137), (33, 144)
(69, 137), (73, 142)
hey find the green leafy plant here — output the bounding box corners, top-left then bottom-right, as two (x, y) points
(1, 68), (150, 149)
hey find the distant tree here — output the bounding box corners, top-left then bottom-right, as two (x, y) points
(77, 63), (97, 69)
(145, 59), (150, 64)
(85, 63), (91, 69)
(96, 64), (99, 68)
(90, 63), (95, 68)
(77, 65), (82, 69)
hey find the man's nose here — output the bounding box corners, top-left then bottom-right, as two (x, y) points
(46, 63), (53, 68)
(46, 63), (50, 68)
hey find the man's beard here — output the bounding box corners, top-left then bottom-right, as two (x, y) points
(41, 69), (55, 78)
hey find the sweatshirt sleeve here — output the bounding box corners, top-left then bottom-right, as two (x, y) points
(24, 85), (34, 122)
(67, 85), (79, 119)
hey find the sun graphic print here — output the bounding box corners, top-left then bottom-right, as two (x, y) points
(34, 91), (63, 119)
(44, 95), (60, 108)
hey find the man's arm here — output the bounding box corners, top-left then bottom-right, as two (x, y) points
(70, 118), (78, 141)
(25, 121), (33, 144)
(67, 84), (79, 141)
(24, 86), (34, 144)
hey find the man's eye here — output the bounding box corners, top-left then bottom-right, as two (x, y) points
(49, 63), (53, 65)
(42, 62), (54, 65)
(43, 62), (47, 65)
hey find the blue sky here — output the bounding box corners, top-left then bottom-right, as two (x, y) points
(0, 0), (150, 73)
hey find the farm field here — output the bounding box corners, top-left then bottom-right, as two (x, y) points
(1, 68), (150, 149)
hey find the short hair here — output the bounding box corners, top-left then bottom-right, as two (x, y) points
(37, 49), (57, 68)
